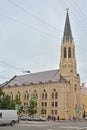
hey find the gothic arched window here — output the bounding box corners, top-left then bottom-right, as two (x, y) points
(55, 92), (58, 99)
(10, 91), (13, 100)
(64, 47), (66, 58)
(52, 89), (58, 99)
(32, 90), (38, 99)
(42, 93), (44, 99)
(45, 93), (47, 99)
(68, 47), (71, 58)
(42, 90), (47, 100)
(52, 92), (54, 99)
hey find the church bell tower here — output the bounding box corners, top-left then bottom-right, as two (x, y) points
(59, 10), (77, 78)
(59, 10), (81, 117)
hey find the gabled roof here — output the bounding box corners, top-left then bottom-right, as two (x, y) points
(2, 69), (69, 87)
(63, 10), (73, 43)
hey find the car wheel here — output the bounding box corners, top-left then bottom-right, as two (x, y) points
(10, 121), (15, 126)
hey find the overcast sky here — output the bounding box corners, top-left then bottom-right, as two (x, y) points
(0, 0), (87, 86)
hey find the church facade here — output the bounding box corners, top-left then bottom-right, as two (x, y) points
(2, 11), (82, 120)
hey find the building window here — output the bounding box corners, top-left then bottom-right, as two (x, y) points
(55, 110), (57, 114)
(24, 91), (30, 100)
(45, 102), (47, 107)
(42, 90), (47, 100)
(52, 102), (58, 107)
(42, 102), (47, 107)
(18, 91), (21, 99)
(27, 93), (29, 100)
(10, 92), (13, 100)
(64, 47), (66, 58)
(68, 47), (71, 58)
(36, 93), (38, 99)
(52, 102), (54, 107)
(11, 94), (13, 100)
(55, 92), (58, 99)
(52, 90), (58, 99)
(42, 93), (44, 99)
(51, 110), (54, 114)
(24, 102), (28, 105)
(41, 109), (46, 114)
(44, 110), (46, 114)
(55, 102), (58, 107)
(52, 92), (54, 99)
(42, 102), (44, 107)
(51, 110), (57, 115)
(45, 93), (47, 99)
(24, 94), (26, 100)
(32, 90), (38, 100)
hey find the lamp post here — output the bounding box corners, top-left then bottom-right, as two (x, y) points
(23, 70), (30, 73)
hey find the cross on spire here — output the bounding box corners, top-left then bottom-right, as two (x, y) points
(66, 8), (69, 12)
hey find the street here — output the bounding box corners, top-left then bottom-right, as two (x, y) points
(0, 121), (87, 130)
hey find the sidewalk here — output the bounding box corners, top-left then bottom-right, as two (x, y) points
(19, 119), (87, 125)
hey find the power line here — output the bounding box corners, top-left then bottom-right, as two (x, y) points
(57, 0), (87, 45)
(0, 1), (87, 81)
(6, 0), (87, 49)
(57, 0), (87, 32)
(0, 61), (22, 71)
(0, 61), (31, 74)
(56, 0), (87, 61)
(68, 0), (87, 25)
(8, 0), (62, 33)
(63, 0), (87, 47)
(6, 1), (87, 55)
(0, 12), (59, 39)
(5, 0), (87, 51)
(65, 0), (87, 30)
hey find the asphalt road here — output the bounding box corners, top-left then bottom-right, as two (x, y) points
(0, 121), (87, 130)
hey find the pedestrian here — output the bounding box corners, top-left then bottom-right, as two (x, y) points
(57, 116), (60, 121)
(47, 115), (51, 121)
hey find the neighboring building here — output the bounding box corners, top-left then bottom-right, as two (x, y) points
(80, 83), (87, 114)
(2, 11), (82, 119)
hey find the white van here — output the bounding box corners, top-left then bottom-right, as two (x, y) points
(0, 110), (19, 126)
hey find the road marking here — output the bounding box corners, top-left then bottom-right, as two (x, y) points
(60, 126), (79, 129)
(78, 127), (87, 130)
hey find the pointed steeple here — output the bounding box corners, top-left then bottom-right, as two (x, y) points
(60, 9), (77, 77)
(63, 9), (73, 42)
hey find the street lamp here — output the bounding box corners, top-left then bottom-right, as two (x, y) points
(23, 70), (31, 73)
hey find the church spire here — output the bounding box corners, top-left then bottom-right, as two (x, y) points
(60, 10), (77, 77)
(63, 9), (73, 43)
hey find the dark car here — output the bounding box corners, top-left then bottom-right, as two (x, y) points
(19, 116), (33, 121)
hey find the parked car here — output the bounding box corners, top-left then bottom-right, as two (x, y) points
(19, 116), (33, 121)
(33, 116), (47, 121)
(85, 115), (87, 120)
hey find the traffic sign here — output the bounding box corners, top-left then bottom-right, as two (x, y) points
(23, 105), (27, 111)
(15, 104), (19, 110)
(32, 96), (37, 100)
